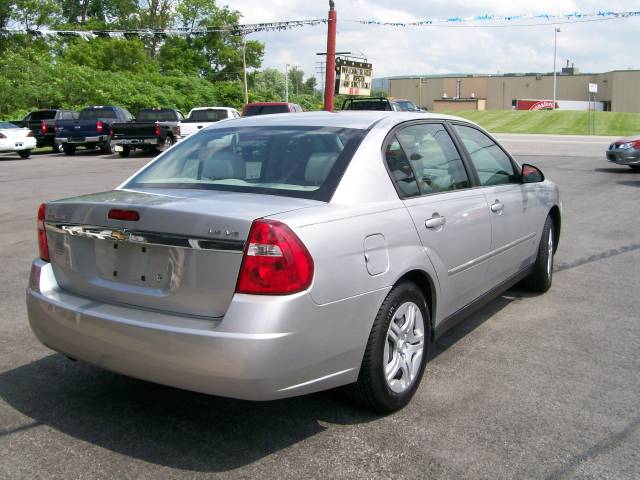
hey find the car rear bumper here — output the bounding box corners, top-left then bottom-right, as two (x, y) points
(57, 136), (109, 144)
(26, 260), (386, 401)
(0, 137), (36, 152)
(607, 148), (640, 165)
(113, 138), (160, 146)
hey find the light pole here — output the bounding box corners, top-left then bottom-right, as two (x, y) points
(553, 28), (561, 110)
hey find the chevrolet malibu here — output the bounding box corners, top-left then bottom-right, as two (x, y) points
(27, 112), (561, 412)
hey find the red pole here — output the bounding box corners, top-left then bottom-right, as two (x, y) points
(324, 1), (337, 112)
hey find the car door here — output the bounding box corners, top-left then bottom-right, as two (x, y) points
(386, 122), (492, 321)
(452, 123), (537, 286)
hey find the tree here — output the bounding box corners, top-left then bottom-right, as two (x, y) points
(304, 76), (317, 95)
(11, 0), (61, 29)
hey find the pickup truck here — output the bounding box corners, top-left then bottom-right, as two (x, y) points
(180, 107), (241, 139)
(341, 97), (401, 111)
(15, 109), (78, 152)
(55, 106), (134, 155)
(111, 108), (184, 158)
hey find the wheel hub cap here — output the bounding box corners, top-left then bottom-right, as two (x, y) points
(383, 302), (425, 394)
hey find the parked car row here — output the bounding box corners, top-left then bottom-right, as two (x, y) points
(5, 102), (300, 158)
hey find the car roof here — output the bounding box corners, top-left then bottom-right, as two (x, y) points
(207, 111), (477, 130)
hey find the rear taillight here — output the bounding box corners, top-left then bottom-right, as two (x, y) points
(175, 124), (180, 137)
(155, 123), (161, 137)
(0, 133), (5, 139)
(96, 120), (104, 133)
(26, 130), (35, 137)
(235, 219), (314, 295)
(40, 120), (48, 134)
(633, 140), (640, 149)
(108, 209), (140, 221)
(37, 203), (50, 262)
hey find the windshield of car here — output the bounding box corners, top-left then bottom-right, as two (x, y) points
(186, 109), (229, 122)
(126, 126), (367, 201)
(396, 101), (418, 111)
(244, 105), (290, 116)
(0, 121), (18, 129)
(28, 111), (56, 121)
(79, 108), (118, 120)
(137, 109), (178, 121)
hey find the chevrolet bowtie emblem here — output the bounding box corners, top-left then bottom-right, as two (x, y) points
(109, 230), (129, 241)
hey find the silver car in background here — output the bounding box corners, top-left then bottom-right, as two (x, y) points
(27, 112), (561, 412)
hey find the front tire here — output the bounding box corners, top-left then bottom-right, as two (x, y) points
(18, 150), (31, 159)
(345, 281), (431, 413)
(523, 215), (554, 292)
(53, 142), (63, 153)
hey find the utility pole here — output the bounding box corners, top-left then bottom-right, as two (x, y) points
(285, 64), (289, 103)
(552, 28), (560, 110)
(323, 0), (337, 111)
(242, 38), (249, 105)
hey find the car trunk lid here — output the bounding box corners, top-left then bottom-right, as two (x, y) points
(44, 189), (322, 318)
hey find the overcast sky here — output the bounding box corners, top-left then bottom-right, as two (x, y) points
(230, 0), (640, 81)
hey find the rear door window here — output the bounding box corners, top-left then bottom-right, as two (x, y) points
(385, 137), (420, 198)
(395, 123), (471, 195)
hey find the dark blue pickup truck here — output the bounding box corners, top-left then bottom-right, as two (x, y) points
(55, 106), (134, 155)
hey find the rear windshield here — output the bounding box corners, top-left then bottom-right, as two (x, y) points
(79, 108), (118, 120)
(137, 109), (179, 121)
(186, 109), (228, 122)
(125, 126), (367, 201)
(28, 111), (56, 120)
(396, 101), (418, 111)
(344, 100), (391, 111)
(0, 121), (18, 129)
(244, 105), (289, 116)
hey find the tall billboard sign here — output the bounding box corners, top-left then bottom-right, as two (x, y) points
(335, 58), (373, 96)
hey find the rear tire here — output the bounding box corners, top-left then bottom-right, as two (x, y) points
(18, 150), (31, 159)
(523, 215), (554, 293)
(156, 135), (174, 153)
(118, 146), (131, 158)
(344, 281), (431, 413)
(63, 145), (76, 156)
(101, 139), (114, 155)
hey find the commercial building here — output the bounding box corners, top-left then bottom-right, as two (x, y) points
(388, 69), (640, 113)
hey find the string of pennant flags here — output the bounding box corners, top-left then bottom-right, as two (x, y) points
(0, 10), (639, 38)
(349, 9), (640, 27)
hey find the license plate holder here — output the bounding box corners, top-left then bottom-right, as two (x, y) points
(94, 241), (170, 288)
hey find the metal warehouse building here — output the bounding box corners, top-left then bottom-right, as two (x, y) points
(388, 69), (640, 113)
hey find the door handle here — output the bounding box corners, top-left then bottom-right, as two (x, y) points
(490, 201), (504, 213)
(425, 214), (446, 229)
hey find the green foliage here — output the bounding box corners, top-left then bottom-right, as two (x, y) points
(63, 38), (158, 73)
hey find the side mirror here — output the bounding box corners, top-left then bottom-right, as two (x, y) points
(522, 163), (545, 183)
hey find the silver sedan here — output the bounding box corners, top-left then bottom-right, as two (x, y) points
(27, 111), (561, 412)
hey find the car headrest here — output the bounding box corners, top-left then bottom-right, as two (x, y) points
(202, 151), (245, 180)
(304, 152), (339, 186)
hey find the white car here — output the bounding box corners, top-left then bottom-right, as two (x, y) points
(179, 107), (241, 139)
(0, 121), (37, 158)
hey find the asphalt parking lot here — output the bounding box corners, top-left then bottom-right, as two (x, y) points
(1, 134), (639, 479)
